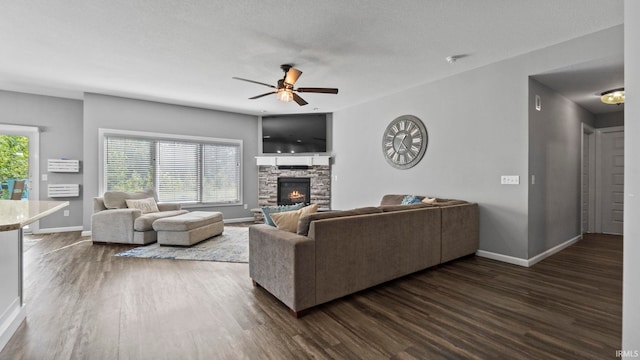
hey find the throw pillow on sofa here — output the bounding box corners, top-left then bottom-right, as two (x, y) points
(270, 203), (318, 233)
(125, 197), (160, 214)
(401, 195), (422, 205)
(261, 202), (305, 226)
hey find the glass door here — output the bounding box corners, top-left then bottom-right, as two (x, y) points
(0, 134), (29, 200)
(0, 124), (39, 232)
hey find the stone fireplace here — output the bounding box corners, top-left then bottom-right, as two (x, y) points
(255, 156), (331, 222)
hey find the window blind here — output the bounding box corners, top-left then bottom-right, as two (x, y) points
(104, 137), (153, 192)
(203, 143), (241, 203)
(103, 133), (241, 205)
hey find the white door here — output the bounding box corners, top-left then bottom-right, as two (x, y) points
(596, 127), (624, 235)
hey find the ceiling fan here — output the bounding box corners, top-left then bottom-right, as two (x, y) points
(232, 64), (338, 106)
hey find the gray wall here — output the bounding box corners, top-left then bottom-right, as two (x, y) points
(623, 0), (640, 350)
(82, 93), (259, 231)
(595, 111), (624, 128)
(0, 90), (84, 229)
(331, 25), (623, 260)
(527, 79), (596, 258)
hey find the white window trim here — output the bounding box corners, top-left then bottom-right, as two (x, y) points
(98, 128), (243, 206)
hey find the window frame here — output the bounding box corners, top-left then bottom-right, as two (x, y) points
(98, 128), (243, 207)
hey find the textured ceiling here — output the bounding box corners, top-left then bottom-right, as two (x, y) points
(0, 0), (624, 115)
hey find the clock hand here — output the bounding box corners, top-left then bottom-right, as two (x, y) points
(398, 134), (408, 151)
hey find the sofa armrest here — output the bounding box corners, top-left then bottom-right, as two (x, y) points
(157, 202), (181, 211)
(249, 224), (316, 312)
(440, 203), (479, 263)
(91, 208), (142, 243)
(93, 197), (107, 213)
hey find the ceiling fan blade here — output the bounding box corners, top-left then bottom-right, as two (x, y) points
(249, 91), (276, 99)
(284, 67), (302, 85)
(292, 93), (308, 106)
(232, 77), (276, 89)
(296, 87), (339, 94)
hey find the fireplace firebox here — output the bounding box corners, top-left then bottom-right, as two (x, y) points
(277, 177), (311, 206)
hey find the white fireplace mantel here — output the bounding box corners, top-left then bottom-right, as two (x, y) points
(255, 155), (331, 167)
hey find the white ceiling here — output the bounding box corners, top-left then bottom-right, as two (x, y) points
(0, 0), (624, 116)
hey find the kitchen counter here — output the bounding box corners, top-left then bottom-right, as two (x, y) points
(0, 200), (68, 351)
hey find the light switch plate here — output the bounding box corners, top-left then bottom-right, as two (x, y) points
(501, 175), (520, 185)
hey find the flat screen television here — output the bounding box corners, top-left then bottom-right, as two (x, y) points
(261, 114), (328, 154)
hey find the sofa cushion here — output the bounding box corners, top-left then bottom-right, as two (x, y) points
(270, 204), (318, 233)
(297, 207), (383, 236)
(133, 209), (188, 231)
(103, 189), (157, 209)
(125, 197), (159, 214)
(261, 202), (305, 226)
(379, 202), (435, 212)
(380, 194), (425, 206)
(152, 211), (223, 231)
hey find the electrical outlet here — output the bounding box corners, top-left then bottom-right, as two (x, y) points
(501, 175), (520, 185)
(42, 174), (47, 181)
(63, 210), (69, 216)
(244, 204), (248, 209)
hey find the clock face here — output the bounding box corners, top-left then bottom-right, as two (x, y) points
(382, 115), (428, 169)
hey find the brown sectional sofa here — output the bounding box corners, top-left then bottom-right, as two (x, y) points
(249, 194), (479, 316)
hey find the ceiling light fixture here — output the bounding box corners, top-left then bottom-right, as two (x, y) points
(277, 88), (293, 102)
(600, 88), (625, 105)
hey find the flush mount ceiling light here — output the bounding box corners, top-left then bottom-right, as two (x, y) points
(600, 88), (625, 105)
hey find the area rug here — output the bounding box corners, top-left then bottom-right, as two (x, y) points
(114, 226), (248, 263)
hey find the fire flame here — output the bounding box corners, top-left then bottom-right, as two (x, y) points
(288, 190), (304, 200)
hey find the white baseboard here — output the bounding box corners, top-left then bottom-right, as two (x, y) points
(0, 298), (26, 352)
(81, 230), (92, 237)
(477, 234), (582, 267)
(32, 226), (83, 235)
(526, 235), (582, 267)
(476, 250), (529, 267)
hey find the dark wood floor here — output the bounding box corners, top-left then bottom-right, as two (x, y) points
(1, 232), (621, 359)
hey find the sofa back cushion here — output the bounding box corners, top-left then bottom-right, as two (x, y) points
(297, 207), (383, 236)
(103, 189), (157, 209)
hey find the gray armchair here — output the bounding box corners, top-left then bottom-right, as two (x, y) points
(92, 189), (187, 244)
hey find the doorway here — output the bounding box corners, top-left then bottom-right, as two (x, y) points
(0, 124), (40, 232)
(582, 125), (624, 235)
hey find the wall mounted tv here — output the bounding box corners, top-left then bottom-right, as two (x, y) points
(261, 114), (329, 154)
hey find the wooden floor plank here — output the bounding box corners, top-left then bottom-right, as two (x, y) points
(0, 232), (621, 359)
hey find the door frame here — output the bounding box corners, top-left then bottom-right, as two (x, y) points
(581, 123), (596, 233)
(0, 124), (40, 233)
(595, 125), (624, 234)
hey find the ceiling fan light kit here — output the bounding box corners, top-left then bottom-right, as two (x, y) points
(233, 64), (338, 106)
(600, 88), (625, 105)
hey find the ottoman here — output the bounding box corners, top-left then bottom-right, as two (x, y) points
(152, 211), (224, 246)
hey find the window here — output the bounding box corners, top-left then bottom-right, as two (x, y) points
(101, 129), (242, 205)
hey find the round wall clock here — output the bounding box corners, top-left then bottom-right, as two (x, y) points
(382, 115), (428, 169)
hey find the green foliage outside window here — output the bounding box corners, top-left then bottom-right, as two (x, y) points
(0, 135), (29, 199)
